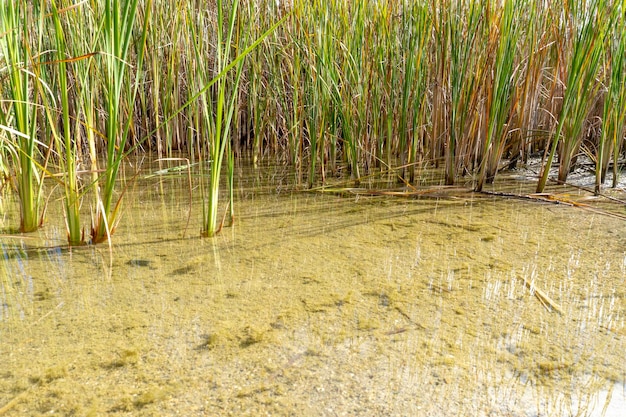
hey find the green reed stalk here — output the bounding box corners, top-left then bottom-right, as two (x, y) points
(72, 18), (100, 219)
(430, 1), (449, 174)
(512, 2), (549, 167)
(91, 0), (148, 243)
(447, 1), (484, 185)
(287, 43), (304, 176)
(537, 1), (606, 192)
(0, 1), (44, 232)
(318, 1), (337, 182)
(201, 0), (245, 237)
(299, 2), (328, 186)
(397, 3), (417, 180)
(341, 1), (367, 182)
(152, 1), (186, 157)
(383, 4), (398, 171)
(400, 2), (430, 182)
(246, 48), (264, 166)
(475, 0), (519, 191)
(596, 8), (626, 192)
(46, 0), (82, 245)
(369, 18), (386, 169)
(0, 131), (12, 186)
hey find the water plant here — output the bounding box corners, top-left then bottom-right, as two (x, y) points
(194, 0), (245, 237)
(192, 0), (288, 236)
(0, 0), (624, 242)
(434, 0), (484, 186)
(596, 7), (626, 193)
(42, 0), (84, 245)
(475, 0), (520, 191)
(510, 2), (551, 168)
(536, 1), (608, 192)
(90, 0), (148, 243)
(398, 2), (430, 183)
(0, 0), (45, 232)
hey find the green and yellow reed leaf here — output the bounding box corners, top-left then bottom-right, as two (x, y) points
(0, 0), (45, 232)
(91, 0), (148, 243)
(597, 5), (626, 192)
(537, 1), (608, 192)
(44, 0), (83, 245)
(476, 0), (520, 191)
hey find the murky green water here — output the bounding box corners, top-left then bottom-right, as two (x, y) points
(1, 160), (625, 416)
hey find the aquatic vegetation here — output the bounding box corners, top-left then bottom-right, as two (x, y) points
(536, 0), (609, 192)
(0, 0), (624, 241)
(597, 6), (626, 192)
(90, 0), (148, 243)
(440, 0), (484, 185)
(475, 0), (520, 191)
(42, 0), (86, 245)
(196, 0), (245, 237)
(0, 0), (45, 232)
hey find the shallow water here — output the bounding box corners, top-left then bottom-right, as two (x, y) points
(1, 160), (625, 416)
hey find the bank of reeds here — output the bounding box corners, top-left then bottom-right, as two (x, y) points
(0, 1), (45, 233)
(0, 0), (624, 241)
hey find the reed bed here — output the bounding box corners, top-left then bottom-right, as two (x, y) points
(0, 0), (624, 242)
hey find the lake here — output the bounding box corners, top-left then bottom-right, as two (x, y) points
(1, 159), (625, 416)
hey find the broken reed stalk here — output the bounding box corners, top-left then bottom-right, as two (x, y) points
(519, 275), (564, 315)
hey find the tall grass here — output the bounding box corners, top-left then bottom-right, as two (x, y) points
(42, 0), (84, 245)
(191, 0), (287, 236)
(475, 0), (520, 191)
(90, 0), (148, 243)
(596, 6), (626, 193)
(536, 1), (608, 192)
(511, 2), (551, 169)
(0, 1), (45, 232)
(196, 0), (245, 237)
(1, 0), (625, 242)
(398, 2), (430, 183)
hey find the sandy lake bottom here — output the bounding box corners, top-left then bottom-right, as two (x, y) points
(1, 163), (626, 416)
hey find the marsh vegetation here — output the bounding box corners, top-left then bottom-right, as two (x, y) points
(1, 1), (626, 415)
(0, 0), (624, 242)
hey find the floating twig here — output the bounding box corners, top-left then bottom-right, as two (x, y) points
(519, 275), (563, 315)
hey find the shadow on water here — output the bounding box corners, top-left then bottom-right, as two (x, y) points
(1, 160), (625, 416)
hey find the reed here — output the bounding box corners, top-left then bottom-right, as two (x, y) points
(42, 0), (83, 245)
(196, 0), (286, 236)
(398, 2), (430, 183)
(475, 0), (520, 191)
(194, 0), (245, 237)
(0, 131), (12, 187)
(511, 2), (551, 168)
(90, 0), (147, 243)
(536, 1), (607, 192)
(70, 6), (101, 230)
(437, 0), (485, 185)
(0, 0), (45, 232)
(339, 0), (367, 182)
(146, 0), (189, 157)
(596, 6), (626, 192)
(300, 0), (340, 186)
(1, 0), (625, 242)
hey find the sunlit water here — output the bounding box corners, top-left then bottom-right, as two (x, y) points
(1, 160), (625, 416)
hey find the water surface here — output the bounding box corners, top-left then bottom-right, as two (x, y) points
(1, 161), (625, 416)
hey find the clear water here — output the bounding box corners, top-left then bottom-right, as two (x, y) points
(1, 159), (625, 416)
